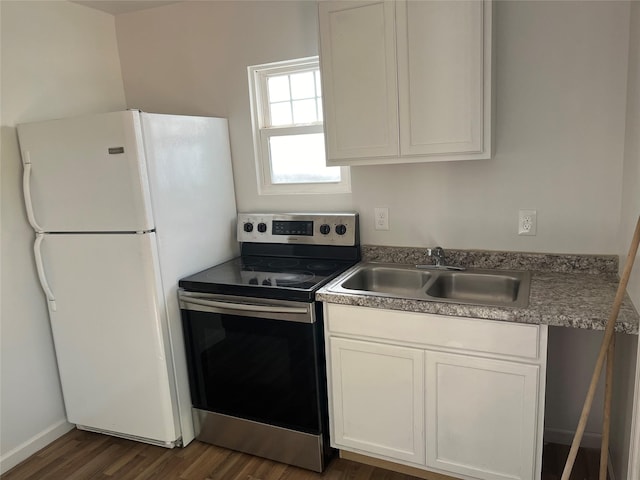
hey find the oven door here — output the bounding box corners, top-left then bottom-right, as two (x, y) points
(179, 291), (323, 434)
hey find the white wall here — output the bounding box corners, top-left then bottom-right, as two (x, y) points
(545, 327), (607, 447)
(0, 1), (125, 473)
(116, 1), (629, 255)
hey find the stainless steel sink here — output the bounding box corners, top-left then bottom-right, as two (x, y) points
(340, 266), (432, 297)
(327, 263), (531, 308)
(425, 271), (524, 305)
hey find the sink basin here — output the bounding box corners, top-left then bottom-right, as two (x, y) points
(340, 266), (432, 297)
(326, 263), (531, 308)
(426, 271), (523, 305)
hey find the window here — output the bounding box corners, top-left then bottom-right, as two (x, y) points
(248, 57), (350, 195)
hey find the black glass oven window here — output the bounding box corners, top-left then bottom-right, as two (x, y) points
(182, 310), (321, 434)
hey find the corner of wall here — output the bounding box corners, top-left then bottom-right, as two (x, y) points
(612, 2), (640, 479)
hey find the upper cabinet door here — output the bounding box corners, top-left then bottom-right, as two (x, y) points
(397, 0), (486, 157)
(318, 1), (399, 162)
(17, 111), (154, 233)
(318, 0), (492, 166)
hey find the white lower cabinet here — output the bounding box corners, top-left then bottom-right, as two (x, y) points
(324, 304), (547, 480)
(329, 337), (425, 464)
(425, 352), (539, 480)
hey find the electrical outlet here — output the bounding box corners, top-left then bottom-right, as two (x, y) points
(518, 209), (537, 236)
(375, 207), (389, 231)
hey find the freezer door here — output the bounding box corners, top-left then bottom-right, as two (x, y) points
(17, 111), (154, 232)
(36, 232), (179, 443)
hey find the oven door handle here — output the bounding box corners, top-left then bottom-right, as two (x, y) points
(180, 296), (310, 315)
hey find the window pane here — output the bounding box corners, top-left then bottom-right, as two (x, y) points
(270, 102), (292, 126)
(317, 99), (323, 120)
(315, 70), (322, 96)
(269, 134), (340, 184)
(268, 75), (290, 102)
(292, 99), (318, 124)
(290, 71), (316, 100)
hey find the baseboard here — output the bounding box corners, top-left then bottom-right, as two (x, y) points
(544, 427), (602, 449)
(0, 419), (74, 475)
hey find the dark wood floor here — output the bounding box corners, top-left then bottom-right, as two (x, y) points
(1, 429), (422, 480)
(2, 429), (606, 480)
(541, 442), (607, 480)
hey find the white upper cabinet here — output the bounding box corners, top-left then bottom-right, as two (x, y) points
(318, 0), (493, 166)
(397, 0), (485, 157)
(318, 1), (399, 159)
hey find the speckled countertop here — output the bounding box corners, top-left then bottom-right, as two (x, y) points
(317, 246), (640, 335)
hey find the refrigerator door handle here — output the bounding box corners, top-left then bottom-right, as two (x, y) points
(34, 234), (57, 311)
(23, 155), (44, 233)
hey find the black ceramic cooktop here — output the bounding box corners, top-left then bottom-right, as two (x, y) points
(179, 255), (357, 302)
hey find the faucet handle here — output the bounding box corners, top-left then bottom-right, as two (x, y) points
(417, 247), (464, 270)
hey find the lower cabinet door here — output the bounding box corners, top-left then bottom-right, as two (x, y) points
(329, 337), (425, 464)
(425, 351), (539, 480)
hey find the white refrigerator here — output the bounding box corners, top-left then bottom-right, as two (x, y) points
(17, 110), (238, 447)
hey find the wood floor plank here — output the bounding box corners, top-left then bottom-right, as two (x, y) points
(243, 458), (290, 480)
(130, 448), (175, 480)
(585, 447), (603, 479)
(101, 441), (146, 476)
(65, 443), (125, 480)
(27, 435), (112, 480)
(2, 437), (87, 480)
(101, 453), (150, 480)
(179, 442), (234, 479)
(203, 449), (255, 480)
(1, 429), (609, 480)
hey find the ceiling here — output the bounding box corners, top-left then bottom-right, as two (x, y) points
(72, 1), (182, 15)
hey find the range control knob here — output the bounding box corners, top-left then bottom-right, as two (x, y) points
(335, 224), (347, 235)
(319, 224), (331, 235)
(243, 222), (254, 233)
(257, 222), (267, 233)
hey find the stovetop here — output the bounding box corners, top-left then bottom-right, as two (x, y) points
(179, 213), (360, 302)
(178, 255), (358, 302)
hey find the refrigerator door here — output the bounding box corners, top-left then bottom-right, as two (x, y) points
(36, 232), (179, 444)
(18, 111), (154, 233)
(140, 113), (239, 446)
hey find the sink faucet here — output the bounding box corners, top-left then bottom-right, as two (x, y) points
(416, 247), (465, 270)
(428, 246), (446, 267)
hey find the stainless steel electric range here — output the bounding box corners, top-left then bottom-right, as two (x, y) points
(178, 213), (360, 472)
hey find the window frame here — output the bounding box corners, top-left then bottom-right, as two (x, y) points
(248, 57), (350, 195)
